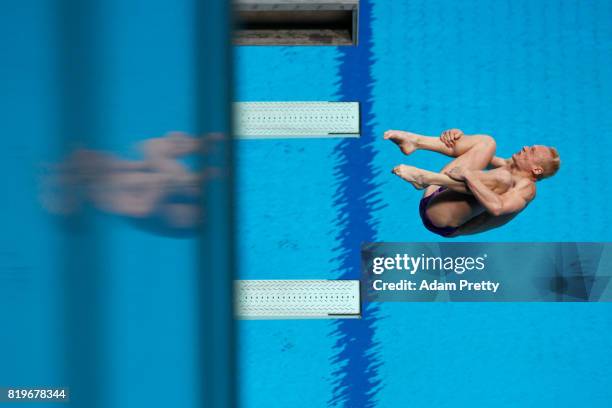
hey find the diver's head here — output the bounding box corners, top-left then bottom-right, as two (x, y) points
(512, 145), (560, 180)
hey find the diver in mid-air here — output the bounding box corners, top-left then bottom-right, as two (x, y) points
(385, 129), (560, 237)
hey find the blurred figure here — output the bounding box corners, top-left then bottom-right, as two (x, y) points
(40, 132), (221, 237)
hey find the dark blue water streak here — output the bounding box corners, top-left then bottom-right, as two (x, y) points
(329, 1), (385, 407)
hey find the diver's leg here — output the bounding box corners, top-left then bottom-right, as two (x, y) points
(392, 164), (470, 194)
(436, 135), (495, 173)
(393, 135), (497, 230)
(140, 132), (199, 174)
(138, 132), (203, 190)
(424, 137), (495, 227)
(415, 134), (496, 197)
(451, 212), (518, 237)
(141, 132), (223, 161)
(384, 130), (494, 158)
(141, 132), (223, 178)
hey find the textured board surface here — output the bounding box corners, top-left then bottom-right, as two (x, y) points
(234, 29), (353, 46)
(234, 101), (360, 139)
(234, 1), (359, 45)
(235, 280), (361, 319)
(235, 0), (358, 11)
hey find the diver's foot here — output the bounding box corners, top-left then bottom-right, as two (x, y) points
(392, 164), (428, 190)
(384, 130), (420, 155)
(142, 132), (202, 160)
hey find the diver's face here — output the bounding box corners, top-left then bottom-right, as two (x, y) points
(512, 145), (551, 176)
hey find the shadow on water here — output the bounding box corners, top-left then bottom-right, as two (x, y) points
(329, 1), (385, 406)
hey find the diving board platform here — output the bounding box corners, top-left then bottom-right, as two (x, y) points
(234, 0), (359, 46)
(234, 101), (360, 139)
(235, 280), (361, 319)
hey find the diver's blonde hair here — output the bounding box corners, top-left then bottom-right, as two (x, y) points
(540, 147), (560, 179)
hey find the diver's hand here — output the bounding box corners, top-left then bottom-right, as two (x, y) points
(445, 166), (470, 181)
(440, 128), (463, 148)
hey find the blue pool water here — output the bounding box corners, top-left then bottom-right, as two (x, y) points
(2, 1), (612, 407)
(2, 2), (201, 407)
(236, 1), (612, 407)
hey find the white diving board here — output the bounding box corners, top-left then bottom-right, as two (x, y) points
(235, 279), (361, 319)
(234, 101), (360, 139)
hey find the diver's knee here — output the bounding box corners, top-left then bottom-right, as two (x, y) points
(479, 134), (496, 148)
(476, 134), (496, 155)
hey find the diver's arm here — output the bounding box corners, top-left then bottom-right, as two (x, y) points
(464, 172), (531, 216)
(489, 156), (509, 168)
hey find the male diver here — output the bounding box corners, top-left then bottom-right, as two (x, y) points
(385, 129), (560, 237)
